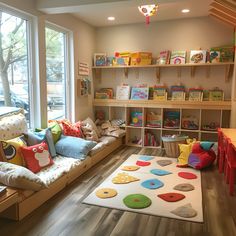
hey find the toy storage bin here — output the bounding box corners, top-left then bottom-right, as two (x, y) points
(162, 135), (188, 158)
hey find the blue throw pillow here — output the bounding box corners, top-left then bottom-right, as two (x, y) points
(24, 128), (57, 158)
(55, 135), (97, 160)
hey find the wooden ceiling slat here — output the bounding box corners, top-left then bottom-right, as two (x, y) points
(210, 1), (236, 19)
(209, 13), (236, 27)
(215, 0), (236, 11)
(209, 8), (236, 25)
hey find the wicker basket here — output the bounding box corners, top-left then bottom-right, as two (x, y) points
(162, 136), (188, 158)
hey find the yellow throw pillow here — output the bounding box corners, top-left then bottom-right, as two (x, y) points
(177, 139), (199, 167)
(0, 136), (26, 166)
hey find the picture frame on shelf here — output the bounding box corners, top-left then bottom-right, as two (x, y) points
(171, 91), (185, 101)
(94, 53), (106, 66)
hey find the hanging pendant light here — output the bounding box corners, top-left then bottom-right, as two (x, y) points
(138, 4), (158, 25)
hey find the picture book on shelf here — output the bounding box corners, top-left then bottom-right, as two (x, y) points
(130, 87), (149, 100)
(164, 111), (180, 129)
(116, 85), (131, 100)
(94, 53), (106, 66)
(153, 86), (167, 101)
(188, 88), (203, 101)
(170, 50), (186, 64)
(209, 88), (224, 101)
(130, 111), (142, 127)
(159, 50), (170, 64)
(190, 50), (207, 63)
(211, 46), (234, 62)
(210, 51), (220, 63)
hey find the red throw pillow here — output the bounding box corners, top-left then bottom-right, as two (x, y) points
(61, 120), (83, 138)
(20, 142), (54, 173)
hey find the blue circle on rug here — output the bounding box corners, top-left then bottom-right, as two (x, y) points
(138, 155), (154, 161)
(150, 169), (172, 176)
(141, 179), (164, 189)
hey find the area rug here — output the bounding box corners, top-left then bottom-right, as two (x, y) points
(83, 154), (203, 222)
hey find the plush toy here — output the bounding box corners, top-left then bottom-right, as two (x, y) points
(188, 142), (216, 170)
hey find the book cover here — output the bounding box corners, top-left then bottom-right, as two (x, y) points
(210, 51), (220, 63)
(116, 85), (130, 100)
(130, 87), (149, 100)
(188, 89), (203, 101)
(190, 50), (207, 63)
(153, 88), (167, 101)
(170, 50), (186, 64)
(159, 50), (170, 64)
(94, 53), (106, 66)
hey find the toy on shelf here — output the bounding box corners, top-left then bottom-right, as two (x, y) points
(202, 122), (220, 131)
(182, 116), (199, 130)
(163, 111), (180, 129)
(146, 112), (162, 127)
(130, 111), (143, 127)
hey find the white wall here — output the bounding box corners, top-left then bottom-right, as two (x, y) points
(94, 17), (234, 99)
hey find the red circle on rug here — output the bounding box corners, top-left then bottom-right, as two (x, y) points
(178, 172), (197, 179)
(157, 192), (185, 202)
(136, 161), (151, 166)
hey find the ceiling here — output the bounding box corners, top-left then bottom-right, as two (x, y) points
(37, 0), (214, 27)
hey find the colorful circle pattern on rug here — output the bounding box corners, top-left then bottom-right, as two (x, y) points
(157, 192), (185, 202)
(171, 203), (197, 218)
(138, 155), (154, 161)
(178, 172), (197, 179)
(123, 194), (152, 209)
(112, 173), (140, 184)
(121, 166), (140, 171)
(173, 183), (195, 192)
(156, 160), (173, 166)
(150, 169), (172, 176)
(136, 160), (151, 166)
(95, 188), (117, 199)
(141, 178), (164, 189)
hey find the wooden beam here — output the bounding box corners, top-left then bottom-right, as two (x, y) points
(215, 0), (236, 11)
(209, 8), (236, 25)
(210, 2), (236, 19)
(209, 11), (236, 26)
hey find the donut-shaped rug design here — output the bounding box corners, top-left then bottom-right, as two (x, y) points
(157, 192), (185, 202)
(178, 172), (197, 179)
(95, 188), (117, 199)
(136, 161), (151, 166)
(173, 183), (195, 192)
(171, 203), (197, 218)
(112, 173), (140, 184)
(138, 155), (154, 161)
(141, 178), (164, 189)
(156, 160), (173, 166)
(123, 194), (152, 209)
(150, 169), (172, 176)
(121, 166), (140, 171)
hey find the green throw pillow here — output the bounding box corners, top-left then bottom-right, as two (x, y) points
(49, 122), (62, 144)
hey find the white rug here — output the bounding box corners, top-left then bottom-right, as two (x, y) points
(83, 154), (203, 222)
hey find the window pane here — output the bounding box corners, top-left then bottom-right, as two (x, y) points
(0, 11), (30, 122)
(46, 27), (66, 120)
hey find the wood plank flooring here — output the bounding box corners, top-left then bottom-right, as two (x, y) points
(1, 146), (236, 236)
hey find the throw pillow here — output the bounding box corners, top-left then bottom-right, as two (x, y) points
(82, 117), (101, 138)
(55, 135), (97, 160)
(48, 122), (62, 144)
(21, 142), (54, 173)
(0, 136), (26, 166)
(0, 162), (47, 191)
(61, 120), (83, 138)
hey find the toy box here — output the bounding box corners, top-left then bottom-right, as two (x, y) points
(182, 116), (199, 130)
(130, 52), (152, 65)
(130, 111), (143, 127)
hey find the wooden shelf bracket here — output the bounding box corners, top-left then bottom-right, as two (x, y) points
(156, 67), (161, 83)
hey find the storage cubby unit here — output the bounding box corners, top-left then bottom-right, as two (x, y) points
(93, 99), (231, 147)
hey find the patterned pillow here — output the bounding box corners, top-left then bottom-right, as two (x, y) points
(61, 120), (83, 138)
(0, 113), (27, 140)
(0, 136), (26, 166)
(20, 142), (54, 173)
(82, 117), (101, 138)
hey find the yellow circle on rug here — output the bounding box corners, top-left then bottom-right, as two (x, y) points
(112, 173), (140, 184)
(121, 166), (140, 171)
(95, 188), (117, 199)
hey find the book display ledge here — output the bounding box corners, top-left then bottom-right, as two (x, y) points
(93, 99), (231, 148)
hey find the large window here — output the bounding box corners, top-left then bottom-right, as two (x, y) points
(46, 26), (68, 120)
(0, 9), (31, 121)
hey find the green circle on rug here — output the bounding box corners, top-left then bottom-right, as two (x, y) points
(123, 194), (152, 209)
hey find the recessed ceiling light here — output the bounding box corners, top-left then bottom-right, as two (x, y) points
(108, 16), (115, 21)
(182, 9), (190, 13)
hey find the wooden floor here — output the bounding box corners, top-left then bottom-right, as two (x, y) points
(1, 146), (236, 236)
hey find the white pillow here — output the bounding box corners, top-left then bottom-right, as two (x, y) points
(0, 162), (47, 191)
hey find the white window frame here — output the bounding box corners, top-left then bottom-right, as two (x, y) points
(45, 22), (73, 121)
(0, 3), (38, 128)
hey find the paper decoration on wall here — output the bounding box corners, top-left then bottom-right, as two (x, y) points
(138, 4), (158, 25)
